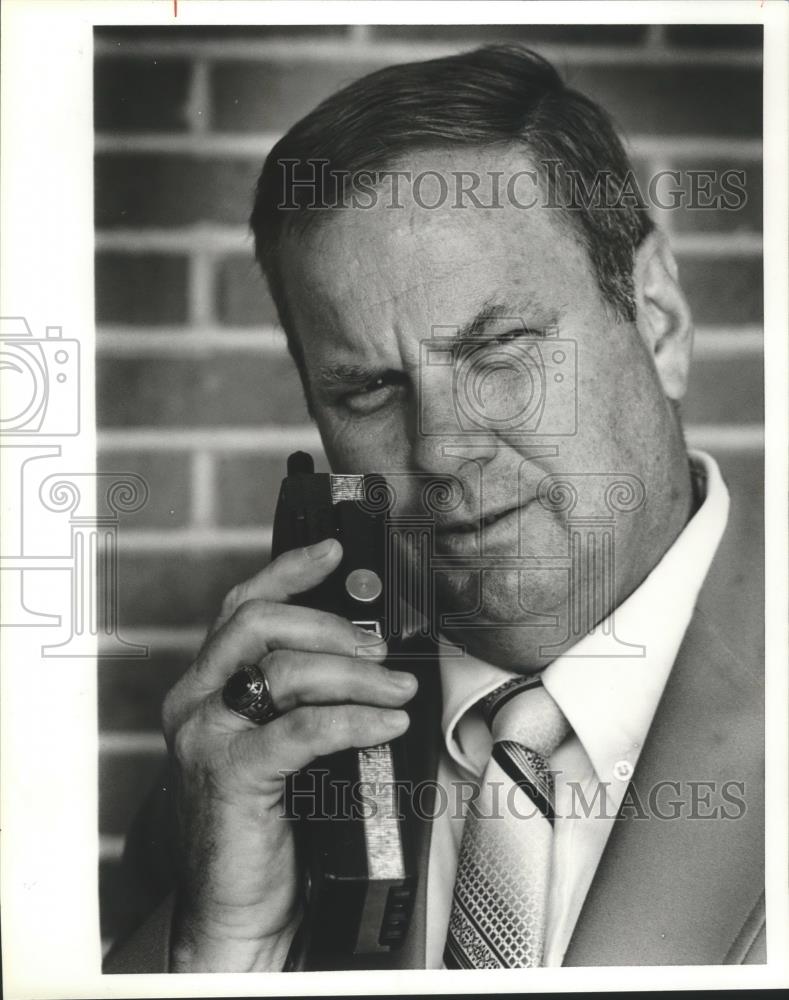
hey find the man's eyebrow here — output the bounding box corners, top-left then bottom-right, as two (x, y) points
(314, 362), (383, 388)
(313, 299), (555, 387)
(455, 299), (554, 339)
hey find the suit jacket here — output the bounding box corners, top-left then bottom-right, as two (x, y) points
(104, 554), (766, 972)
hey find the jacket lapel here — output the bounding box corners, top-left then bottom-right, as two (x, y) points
(563, 603), (764, 966)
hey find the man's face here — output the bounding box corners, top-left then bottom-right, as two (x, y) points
(279, 148), (689, 670)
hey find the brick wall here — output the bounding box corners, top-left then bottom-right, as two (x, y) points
(95, 23), (764, 952)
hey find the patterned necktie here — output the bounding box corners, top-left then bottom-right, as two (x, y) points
(443, 675), (570, 968)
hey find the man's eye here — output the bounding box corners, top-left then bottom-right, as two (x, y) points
(341, 374), (406, 415)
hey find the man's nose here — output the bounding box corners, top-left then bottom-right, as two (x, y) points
(408, 362), (499, 475)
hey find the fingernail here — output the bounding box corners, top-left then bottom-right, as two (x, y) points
(305, 537), (337, 560)
(389, 671), (417, 690)
(383, 710), (409, 733)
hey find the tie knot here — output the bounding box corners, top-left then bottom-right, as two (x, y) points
(480, 676), (569, 759)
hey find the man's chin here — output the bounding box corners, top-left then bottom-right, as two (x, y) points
(433, 573), (569, 672)
(438, 620), (561, 673)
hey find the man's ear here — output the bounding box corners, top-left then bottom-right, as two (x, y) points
(633, 229), (694, 401)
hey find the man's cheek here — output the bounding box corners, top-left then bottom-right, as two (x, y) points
(320, 417), (406, 476)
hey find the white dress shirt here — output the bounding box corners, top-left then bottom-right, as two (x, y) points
(425, 450), (729, 967)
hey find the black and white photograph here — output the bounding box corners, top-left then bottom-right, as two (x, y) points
(1, 1), (787, 996)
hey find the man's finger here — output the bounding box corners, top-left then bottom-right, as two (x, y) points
(261, 649), (416, 714)
(165, 600), (388, 729)
(215, 538), (343, 629)
(227, 703), (411, 787)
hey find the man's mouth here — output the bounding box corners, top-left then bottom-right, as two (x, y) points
(436, 505), (519, 536)
(430, 496), (542, 555)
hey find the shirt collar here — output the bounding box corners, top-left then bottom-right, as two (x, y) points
(439, 451), (730, 795)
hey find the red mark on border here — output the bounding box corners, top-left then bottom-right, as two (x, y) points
(174, 0), (178, 16)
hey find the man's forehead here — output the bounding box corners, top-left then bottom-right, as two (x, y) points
(276, 145), (597, 354)
(283, 181), (578, 301)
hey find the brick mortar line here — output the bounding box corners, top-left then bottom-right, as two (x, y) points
(694, 330), (764, 356)
(187, 58), (211, 133)
(92, 37), (763, 67)
(189, 451), (216, 527)
(675, 232), (763, 255)
(349, 25), (372, 46)
(98, 426), (322, 450)
(648, 155), (675, 236)
(100, 731), (165, 753)
(117, 528), (272, 550)
(97, 328), (286, 352)
(99, 835), (125, 862)
(644, 25), (667, 49)
(111, 626), (206, 648)
(627, 137), (763, 159)
(97, 424), (762, 453)
(188, 251), (216, 325)
(96, 227), (254, 253)
(97, 327), (287, 350)
(94, 226), (764, 255)
(95, 326), (764, 356)
(93, 132), (764, 159)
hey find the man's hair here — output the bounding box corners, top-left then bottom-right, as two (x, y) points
(250, 44), (654, 368)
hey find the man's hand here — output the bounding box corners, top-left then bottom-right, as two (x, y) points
(162, 538), (416, 972)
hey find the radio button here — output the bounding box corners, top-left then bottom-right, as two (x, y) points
(345, 568), (383, 603)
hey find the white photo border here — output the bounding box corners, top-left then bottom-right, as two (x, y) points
(1, 1), (786, 996)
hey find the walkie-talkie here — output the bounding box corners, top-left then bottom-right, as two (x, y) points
(272, 452), (416, 968)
